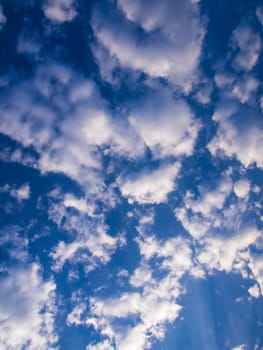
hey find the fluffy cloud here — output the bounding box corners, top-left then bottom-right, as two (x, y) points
(233, 179), (251, 198)
(67, 303), (86, 326)
(231, 75), (259, 104)
(175, 177), (233, 239)
(197, 226), (260, 273)
(248, 255), (263, 296)
(47, 190), (125, 272)
(51, 227), (124, 272)
(119, 163), (181, 204)
(231, 345), (245, 350)
(91, 0), (205, 88)
(0, 63), (145, 188)
(43, 0), (76, 23)
(86, 339), (115, 350)
(63, 194), (95, 216)
(208, 103), (263, 169)
(231, 24), (261, 72)
(0, 227), (57, 350)
(248, 283), (261, 298)
(0, 263), (57, 350)
(0, 183), (30, 201)
(86, 235), (192, 349)
(128, 88), (200, 158)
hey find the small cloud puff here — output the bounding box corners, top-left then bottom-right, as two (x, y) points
(119, 163), (181, 205)
(248, 283), (261, 298)
(234, 179), (250, 198)
(231, 24), (261, 72)
(43, 0), (76, 23)
(0, 183), (30, 201)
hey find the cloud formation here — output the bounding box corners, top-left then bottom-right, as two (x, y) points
(92, 0), (205, 89)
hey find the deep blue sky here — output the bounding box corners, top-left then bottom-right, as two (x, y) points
(0, 1), (263, 349)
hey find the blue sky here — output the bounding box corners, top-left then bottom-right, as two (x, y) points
(0, 0), (263, 349)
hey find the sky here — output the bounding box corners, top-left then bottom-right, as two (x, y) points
(0, 0), (263, 349)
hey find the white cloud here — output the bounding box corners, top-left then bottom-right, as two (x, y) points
(231, 345), (246, 350)
(128, 89), (200, 158)
(84, 232), (199, 350)
(12, 183), (31, 200)
(0, 5), (6, 29)
(0, 183), (30, 201)
(175, 206), (210, 239)
(51, 225), (124, 272)
(119, 162), (181, 204)
(0, 63), (145, 188)
(248, 255), (263, 296)
(175, 177), (233, 239)
(46, 185), (125, 274)
(208, 103), (263, 169)
(0, 226), (58, 350)
(233, 179), (250, 198)
(72, 204), (261, 349)
(248, 283), (261, 298)
(86, 339), (115, 350)
(67, 303), (86, 326)
(197, 226), (261, 272)
(43, 0), (76, 23)
(64, 194), (94, 216)
(231, 24), (261, 71)
(92, 0), (205, 89)
(0, 263), (57, 350)
(189, 179), (233, 215)
(231, 75), (259, 104)
(88, 286), (182, 350)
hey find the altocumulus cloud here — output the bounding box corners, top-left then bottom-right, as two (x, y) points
(0, 0), (263, 349)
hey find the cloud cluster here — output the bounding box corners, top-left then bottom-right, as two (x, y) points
(209, 19), (262, 169)
(0, 1), (263, 349)
(47, 189), (125, 273)
(208, 102), (263, 169)
(0, 263), (57, 350)
(0, 227), (57, 350)
(85, 232), (194, 349)
(91, 0), (205, 89)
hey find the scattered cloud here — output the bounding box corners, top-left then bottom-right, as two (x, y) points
(208, 103), (263, 169)
(119, 162), (181, 204)
(197, 226), (260, 273)
(0, 183), (30, 201)
(128, 88), (200, 158)
(0, 227), (57, 350)
(0, 1), (263, 349)
(248, 283), (261, 298)
(91, 0), (205, 89)
(231, 345), (246, 350)
(43, 0), (77, 23)
(231, 24), (261, 72)
(0, 263), (57, 350)
(233, 179), (251, 198)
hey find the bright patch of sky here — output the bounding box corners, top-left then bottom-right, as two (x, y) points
(0, 0), (263, 349)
